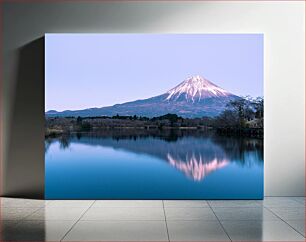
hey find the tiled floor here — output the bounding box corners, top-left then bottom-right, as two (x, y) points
(0, 197), (304, 241)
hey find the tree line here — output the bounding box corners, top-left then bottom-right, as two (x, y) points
(46, 96), (263, 137)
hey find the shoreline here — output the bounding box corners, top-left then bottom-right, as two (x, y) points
(45, 126), (263, 139)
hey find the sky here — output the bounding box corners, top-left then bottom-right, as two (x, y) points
(45, 34), (263, 112)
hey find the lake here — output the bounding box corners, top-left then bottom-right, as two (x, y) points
(45, 130), (263, 199)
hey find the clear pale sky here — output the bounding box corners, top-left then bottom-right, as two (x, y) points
(45, 34), (263, 112)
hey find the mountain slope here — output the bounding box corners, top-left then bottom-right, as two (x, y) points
(46, 75), (239, 118)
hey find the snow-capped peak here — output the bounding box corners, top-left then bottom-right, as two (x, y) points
(166, 75), (231, 102)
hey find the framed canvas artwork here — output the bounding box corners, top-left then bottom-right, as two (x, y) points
(45, 34), (263, 199)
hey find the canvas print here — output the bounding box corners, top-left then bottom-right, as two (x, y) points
(45, 34), (263, 199)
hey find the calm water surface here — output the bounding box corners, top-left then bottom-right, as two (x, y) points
(45, 131), (263, 199)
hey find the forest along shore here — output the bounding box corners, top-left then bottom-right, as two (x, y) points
(45, 114), (263, 139)
(45, 98), (263, 138)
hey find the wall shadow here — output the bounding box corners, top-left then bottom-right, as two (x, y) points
(1, 218), (46, 241)
(4, 37), (45, 199)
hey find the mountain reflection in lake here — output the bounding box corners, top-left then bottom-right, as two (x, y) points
(45, 130), (263, 199)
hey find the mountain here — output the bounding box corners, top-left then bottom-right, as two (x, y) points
(46, 75), (239, 118)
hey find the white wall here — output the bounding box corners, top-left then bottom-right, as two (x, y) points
(2, 1), (305, 197)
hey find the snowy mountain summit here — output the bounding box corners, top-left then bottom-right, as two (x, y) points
(166, 75), (231, 102)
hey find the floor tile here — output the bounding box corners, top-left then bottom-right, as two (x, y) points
(268, 207), (305, 220)
(165, 207), (217, 221)
(0, 198), (47, 208)
(221, 220), (305, 241)
(292, 197), (305, 206)
(46, 200), (95, 208)
(26, 207), (88, 221)
(63, 220), (168, 241)
(0, 220), (19, 229)
(212, 207), (279, 221)
(1, 220), (75, 241)
(0, 207), (39, 220)
(286, 220), (305, 236)
(167, 220), (230, 241)
(0, 197), (304, 241)
(163, 200), (208, 208)
(263, 197), (304, 208)
(93, 200), (163, 208)
(208, 200), (263, 208)
(0, 220), (21, 241)
(81, 207), (165, 221)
